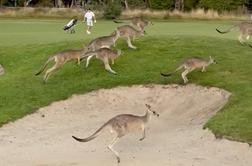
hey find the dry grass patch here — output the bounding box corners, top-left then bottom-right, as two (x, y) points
(0, 7), (103, 19)
(0, 7), (247, 20)
(121, 9), (246, 20)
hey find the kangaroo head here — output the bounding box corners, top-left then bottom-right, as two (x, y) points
(145, 104), (159, 117)
(209, 56), (217, 64)
(112, 29), (120, 37)
(111, 29), (118, 36)
(138, 30), (146, 36)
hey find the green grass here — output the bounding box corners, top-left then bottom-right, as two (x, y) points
(0, 19), (251, 144)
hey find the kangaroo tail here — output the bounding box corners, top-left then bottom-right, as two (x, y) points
(160, 72), (172, 77)
(35, 56), (54, 76)
(248, 43), (252, 48)
(216, 24), (237, 34)
(113, 20), (125, 24)
(72, 121), (109, 142)
(160, 65), (183, 77)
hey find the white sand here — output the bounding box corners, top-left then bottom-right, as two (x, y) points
(0, 84), (251, 166)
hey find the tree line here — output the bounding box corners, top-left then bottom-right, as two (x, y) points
(0, 0), (252, 13)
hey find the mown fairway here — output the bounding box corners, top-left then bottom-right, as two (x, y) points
(0, 19), (251, 143)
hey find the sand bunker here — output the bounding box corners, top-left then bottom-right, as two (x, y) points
(0, 84), (251, 166)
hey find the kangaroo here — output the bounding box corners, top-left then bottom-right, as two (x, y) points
(84, 29), (120, 52)
(72, 104), (159, 163)
(83, 47), (122, 74)
(116, 25), (145, 49)
(113, 17), (153, 31)
(35, 49), (86, 83)
(161, 56), (217, 84)
(131, 17), (153, 31)
(216, 21), (252, 46)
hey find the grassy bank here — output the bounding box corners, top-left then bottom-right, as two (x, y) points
(0, 19), (251, 144)
(0, 7), (248, 20)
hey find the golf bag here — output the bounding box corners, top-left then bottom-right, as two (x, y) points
(63, 19), (78, 34)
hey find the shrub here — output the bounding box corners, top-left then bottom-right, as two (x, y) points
(103, 1), (122, 19)
(198, 0), (244, 12)
(149, 0), (174, 10)
(184, 0), (200, 11)
(127, 0), (146, 9)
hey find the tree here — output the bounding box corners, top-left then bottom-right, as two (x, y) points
(175, 0), (184, 11)
(55, 0), (64, 7)
(103, 0), (122, 19)
(121, 0), (146, 9)
(199, 0), (244, 11)
(122, 0), (128, 9)
(149, 0), (173, 9)
(184, 0), (200, 11)
(245, 0), (252, 11)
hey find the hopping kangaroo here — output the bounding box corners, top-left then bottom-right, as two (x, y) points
(131, 17), (153, 31)
(216, 21), (252, 46)
(84, 29), (120, 52)
(72, 104), (159, 163)
(114, 17), (153, 31)
(161, 56), (217, 84)
(35, 49), (85, 82)
(83, 47), (122, 74)
(116, 25), (145, 49)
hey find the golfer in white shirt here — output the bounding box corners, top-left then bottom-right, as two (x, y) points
(84, 8), (96, 34)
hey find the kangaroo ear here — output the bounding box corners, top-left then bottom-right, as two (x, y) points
(111, 31), (116, 36)
(209, 56), (212, 59)
(145, 104), (151, 109)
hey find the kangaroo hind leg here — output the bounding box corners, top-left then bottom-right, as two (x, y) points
(238, 34), (245, 45)
(182, 68), (195, 84)
(43, 63), (61, 83)
(202, 66), (206, 72)
(245, 35), (252, 47)
(86, 55), (95, 68)
(181, 69), (190, 84)
(127, 36), (137, 49)
(111, 58), (115, 65)
(139, 125), (146, 141)
(246, 35), (250, 40)
(107, 136), (120, 163)
(76, 57), (80, 65)
(104, 58), (117, 74)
